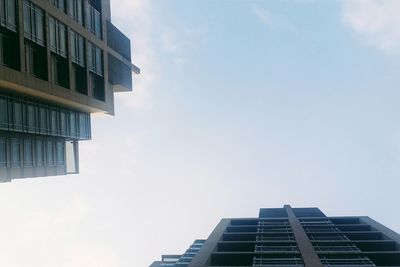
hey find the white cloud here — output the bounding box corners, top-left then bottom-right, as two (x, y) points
(343, 0), (400, 54)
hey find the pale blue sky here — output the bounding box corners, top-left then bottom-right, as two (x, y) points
(0, 1), (400, 266)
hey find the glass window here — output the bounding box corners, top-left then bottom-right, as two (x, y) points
(36, 139), (44, 166)
(79, 113), (85, 138)
(0, 0), (16, 31)
(86, 4), (101, 38)
(23, 139), (33, 166)
(60, 111), (66, 136)
(0, 137), (6, 165)
(88, 42), (102, 76)
(49, 0), (65, 12)
(27, 104), (35, 132)
(71, 30), (85, 66)
(56, 141), (64, 166)
(50, 109), (58, 135)
(39, 106), (47, 133)
(11, 138), (19, 166)
(69, 0), (83, 25)
(0, 96), (7, 129)
(46, 140), (53, 166)
(69, 112), (76, 138)
(49, 16), (67, 57)
(24, 1), (45, 46)
(13, 101), (22, 130)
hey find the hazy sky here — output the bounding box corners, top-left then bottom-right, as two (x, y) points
(1, 0), (400, 266)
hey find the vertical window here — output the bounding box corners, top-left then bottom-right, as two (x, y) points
(78, 113), (85, 138)
(24, 1), (45, 46)
(26, 104), (35, 132)
(11, 138), (19, 166)
(56, 141), (64, 166)
(13, 100), (22, 131)
(0, 96), (7, 129)
(46, 140), (54, 166)
(70, 30), (85, 66)
(69, 112), (76, 138)
(23, 139), (33, 166)
(69, 0), (83, 25)
(0, 137), (6, 166)
(0, 0), (16, 31)
(36, 139), (44, 166)
(88, 42), (103, 76)
(39, 106), (48, 134)
(49, 0), (65, 12)
(60, 111), (67, 136)
(87, 3), (101, 38)
(50, 109), (58, 135)
(49, 16), (67, 57)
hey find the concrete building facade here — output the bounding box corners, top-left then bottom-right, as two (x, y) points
(0, 0), (139, 182)
(153, 206), (400, 267)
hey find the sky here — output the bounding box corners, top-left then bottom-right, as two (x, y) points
(1, 0), (400, 266)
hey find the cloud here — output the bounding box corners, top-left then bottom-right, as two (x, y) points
(342, 0), (400, 54)
(252, 6), (295, 31)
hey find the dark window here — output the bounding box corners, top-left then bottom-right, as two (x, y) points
(36, 139), (44, 166)
(0, 0), (16, 31)
(49, 16), (67, 57)
(49, 0), (65, 12)
(68, 0), (83, 25)
(11, 138), (19, 166)
(73, 64), (87, 95)
(0, 136), (6, 166)
(24, 0), (45, 46)
(23, 139), (33, 166)
(70, 30), (85, 66)
(86, 3), (101, 38)
(90, 73), (104, 101)
(25, 41), (48, 80)
(51, 54), (69, 88)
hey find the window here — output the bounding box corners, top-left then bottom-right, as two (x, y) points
(56, 141), (64, 166)
(12, 100), (22, 131)
(86, 3), (101, 38)
(24, 0), (45, 46)
(26, 104), (35, 132)
(36, 139), (44, 166)
(70, 30), (85, 66)
(60, 111), (67, 136)
(23, 139), (33, 166)
(49, 16), (67, 57)
(69, 112), (76, 138)
(50, 109), (58, 135)
(0, 96), (7, 129)
(25, 41), (47, 80)
(0, 137), (6, 166)
(69, 0), (83, 25)
(49, 0), (65, 12)
(39, 106), (48, 134)
(0, 0), (16, 31)
(11, 138), (19, 166)
(88, 42), (103, 75)
(46, 140), (54, 166)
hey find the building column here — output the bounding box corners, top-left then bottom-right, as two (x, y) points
(284, 205), (323, 267)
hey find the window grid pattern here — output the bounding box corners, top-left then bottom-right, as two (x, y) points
(252, 256), (304, 267)
(23, 0), (45, 46)
(0, 0), (16, 31)
(0, 94), (91, 140)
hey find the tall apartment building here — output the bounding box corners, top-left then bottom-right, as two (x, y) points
(0, 0), (139, 182)
(153, 206), (400, 267)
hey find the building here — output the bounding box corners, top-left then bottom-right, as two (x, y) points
(154, 206), (400, 267)
(0, 0), (139, 182)
(150, 240), (206, 267)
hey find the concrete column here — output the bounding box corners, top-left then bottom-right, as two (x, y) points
(285, 205), (323, 267)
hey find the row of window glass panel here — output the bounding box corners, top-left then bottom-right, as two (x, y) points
(308, 234), (349, 241)
(0, 0), (16, 31)
(319, 256), (375, 266)
(254, 245), (299, 252)
(313, 245), (361, 252)
(256, 235), (295, 241)
(0, 95), (91, 140)
(0, 136), (65, 167)
(253, 256), (304, 267)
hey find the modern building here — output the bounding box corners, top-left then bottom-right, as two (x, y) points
(151, 240), (206, 267)
(0, 0), (139, 182)
(153, 206), (400, 267)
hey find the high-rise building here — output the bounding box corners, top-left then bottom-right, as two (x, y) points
(151, 240), (206, 267)
(0, 0), (139, 182)
(154, 206), (400, 267)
